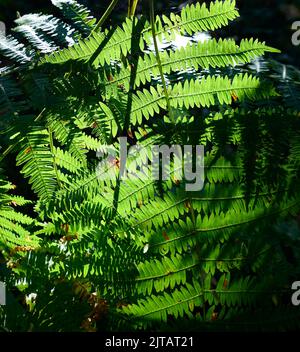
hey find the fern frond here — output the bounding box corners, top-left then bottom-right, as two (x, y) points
(14, 25), (57, 54)
(173, 0), (239, 35)
(14, 14), (75, 48)
(0, 173), (39, 251)
(41, 17), (146, 66)
(130, 74), (277, 125)
(105, 38), (279, 90)
(53, 147), (84, 174)
(51, 0), (96, 37)
(146, 196), (300, 254)
(15, 129), (58, 200)
(0, 34), (33, 64)
(1, 0), (299, 333)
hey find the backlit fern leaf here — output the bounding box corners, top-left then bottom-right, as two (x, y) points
(1, 0), (300, 333)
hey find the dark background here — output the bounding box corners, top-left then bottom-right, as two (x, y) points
(0, 0), (300, 66)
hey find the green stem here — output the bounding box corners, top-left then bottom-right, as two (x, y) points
(34, 108), (46, 122)
(0, 145), (14, 162)
(149, 0), (175, 124)
(128, 0), (139, 17)
(91, 0), (119, 35)
(128, 0), (131, 16)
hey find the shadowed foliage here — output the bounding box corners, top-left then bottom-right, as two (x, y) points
(1, 0), (300, 332)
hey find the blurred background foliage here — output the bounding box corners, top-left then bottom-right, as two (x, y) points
(0, 0), (300, 66)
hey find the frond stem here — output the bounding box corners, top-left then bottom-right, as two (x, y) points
(149, 0), (175, 124)
(128, 0), (140, 17)
(92, 0), (119, 35)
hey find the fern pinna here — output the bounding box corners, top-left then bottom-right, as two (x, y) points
(0, 0), (300, 332)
